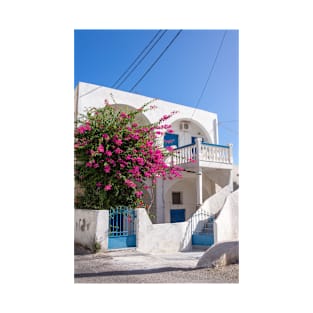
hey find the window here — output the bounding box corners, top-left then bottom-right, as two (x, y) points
(172, 192), (182, 204)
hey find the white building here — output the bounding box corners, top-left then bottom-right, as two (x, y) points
(75, 82), (234, 226)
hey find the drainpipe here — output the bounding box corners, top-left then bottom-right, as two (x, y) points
(195, 138), (203, 209)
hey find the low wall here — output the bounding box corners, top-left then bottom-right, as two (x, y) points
(74, 209), (109, 251)
(135, 208), (189, 253)
(214, 190), (239, 242)
(201, 184), (232, 215)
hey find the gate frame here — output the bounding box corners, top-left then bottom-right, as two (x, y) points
(191, 209), (215, 247)
(108, 206), (137, 250)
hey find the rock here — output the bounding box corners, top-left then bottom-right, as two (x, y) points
(196, 241), (239, 268)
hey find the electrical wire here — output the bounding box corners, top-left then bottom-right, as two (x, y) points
(114, 30), (167, 89)
(129, 30), (183, 92)
(79, 30), (167, 98)
(112, 30), (162, 88)
(191, 30), (227, 119)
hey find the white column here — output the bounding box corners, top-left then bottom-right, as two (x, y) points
(195, 138), (203, 208)
(155, 178), (165, 223)
(228, 143), (233, 164)
(196, 168), (203, 208)
(228, 169), (234, 192)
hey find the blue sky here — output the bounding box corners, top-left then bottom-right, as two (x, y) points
(74, 29), (238, 164)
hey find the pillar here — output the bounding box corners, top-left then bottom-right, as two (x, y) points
(195, 138), (203, 208)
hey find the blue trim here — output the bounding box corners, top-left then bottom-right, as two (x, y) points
(174, 142), (229, 150)
(108, 235), (136, 249)
(174, 143), (196, 149)
(192, 233), (214, 246)
(201, 142), (229, 148)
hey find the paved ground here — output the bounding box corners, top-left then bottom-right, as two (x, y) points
(74, 245), (239, 283)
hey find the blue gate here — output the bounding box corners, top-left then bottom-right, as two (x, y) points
(108, 207), (136, 249)
(191, 210), (214, 247)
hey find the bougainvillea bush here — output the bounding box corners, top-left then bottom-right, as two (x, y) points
(74, 98), (183, 210)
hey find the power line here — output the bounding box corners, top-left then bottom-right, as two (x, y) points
(112, 30), (166, 89)
(129, 30), (183, 92)
(191, 30), (228, 119)
(79, 30), (167, 98)
(115, 30), (168, 89)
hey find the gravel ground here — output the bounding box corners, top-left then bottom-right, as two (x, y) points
(74, 245), (239, 284)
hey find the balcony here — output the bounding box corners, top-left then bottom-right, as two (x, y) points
(171, 139), (233, 170)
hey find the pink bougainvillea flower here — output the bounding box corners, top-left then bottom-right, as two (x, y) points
(135, 191), (143, 198)
(104, 184), (112, 191)
(167, 129), (174, 134)
(136, 157), (145, 166)
(78, 126), (85, 134)
(120, 112), (128, 119)
(125, 179), (136, 188)
(130, 134), (139, 140)
(104, 165), (111, 173)
(115, 148), (123, 154)
(98, 144), (104, 153)
(107, 159), (116, 165)
(113, 138), (123, 146)
(74, 101), (183, 209)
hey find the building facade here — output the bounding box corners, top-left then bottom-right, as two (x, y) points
(75, 82), (234, 224)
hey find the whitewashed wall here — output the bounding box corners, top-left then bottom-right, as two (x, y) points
(214, 190), (239, 242)
(135, 208), (191, 253)
(74, 209), (109, 251)
(75, 82), (218, 144)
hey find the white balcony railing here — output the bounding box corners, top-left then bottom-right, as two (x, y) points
(171, 141), (233, 166)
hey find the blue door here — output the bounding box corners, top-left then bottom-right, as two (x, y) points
(164, 133), (179, 147)
(170, 209), (185, 223)
(191, 136), (204, 144)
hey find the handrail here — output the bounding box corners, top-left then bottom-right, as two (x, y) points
(201, 142), (230, 149)
(171, 141), (233, 165)
(174, 142), (230, 150)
